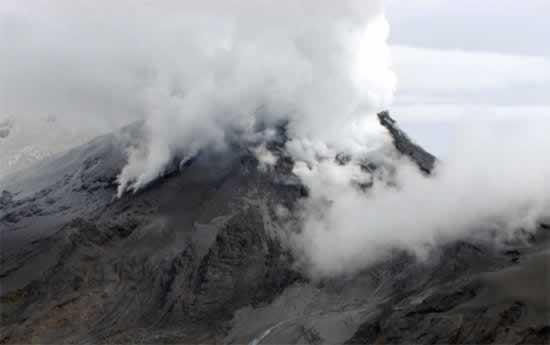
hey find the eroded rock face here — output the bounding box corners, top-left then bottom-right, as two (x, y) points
(0, 131), (306, 344)
(1, 117), (548, 345)
(347, 247), (550, 345)
(378, 111), (436, 174)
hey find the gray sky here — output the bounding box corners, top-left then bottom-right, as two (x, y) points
(385, 0), (550, 155)
(387, 0), (550, 56)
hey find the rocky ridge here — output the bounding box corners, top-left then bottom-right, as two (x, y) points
(0, 112), (548, 344)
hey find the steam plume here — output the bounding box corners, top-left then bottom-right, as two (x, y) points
(3, 1), (548, 279)
(0, 0), (396, 194)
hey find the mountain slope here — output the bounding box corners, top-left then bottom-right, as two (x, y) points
(0, 113), (548, 345)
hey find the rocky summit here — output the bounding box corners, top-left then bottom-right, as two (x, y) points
(0, 113), (548, 344)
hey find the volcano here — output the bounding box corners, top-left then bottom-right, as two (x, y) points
(1, 112), (548, 344)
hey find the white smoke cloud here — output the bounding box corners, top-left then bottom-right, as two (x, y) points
(291, 119), (550, 276)
(4, 0), (548, 280)
(0, 0), (396, 194)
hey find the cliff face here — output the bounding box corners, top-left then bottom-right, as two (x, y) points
(1, 113), (548, 345)
(378, 111), (436, 174)
(0, 133), (305, 343)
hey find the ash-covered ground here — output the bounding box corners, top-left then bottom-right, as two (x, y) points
(0, 113), (548, 344)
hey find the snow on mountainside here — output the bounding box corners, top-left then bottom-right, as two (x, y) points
(0, 116), (101, 180)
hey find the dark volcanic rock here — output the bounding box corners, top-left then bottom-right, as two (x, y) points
(0, 131), (306, 344)
(378, 111), (436, 174)
(346, 237), (550, 345)
(1, 118), (549, 345)
(0, 191), (13, 207)
(188, 209), (300, 320)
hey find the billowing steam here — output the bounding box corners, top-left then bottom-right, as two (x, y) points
(291, 122), (550, 276)
(2, 1), (549, 278)
(0, 0), (396, 195)
(114, 1), (396, 195)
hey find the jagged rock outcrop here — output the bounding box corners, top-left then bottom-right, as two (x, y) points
(1, 117), (548, 345)
(378, 111), (436, 174)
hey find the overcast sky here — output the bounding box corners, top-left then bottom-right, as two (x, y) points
(385, 0), (550, 155)
(387, 0), (549, 56)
